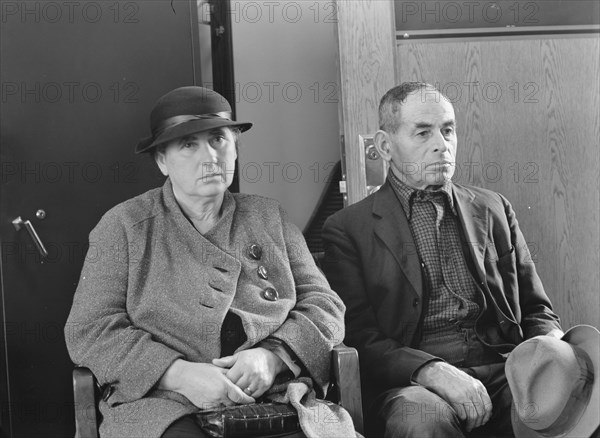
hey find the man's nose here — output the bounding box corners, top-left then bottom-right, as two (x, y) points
(432, 132), (450, 153)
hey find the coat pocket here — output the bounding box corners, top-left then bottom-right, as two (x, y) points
(484, 245), (517, 299)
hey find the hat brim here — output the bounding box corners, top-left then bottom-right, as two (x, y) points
(511, 325), (600, 438)
(135, 118), (252, 154)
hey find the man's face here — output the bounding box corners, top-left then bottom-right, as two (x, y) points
(378, 91), (457, 190)
(155, 127), (237, 201)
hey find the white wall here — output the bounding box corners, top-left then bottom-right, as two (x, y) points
(230, 0), (340, 229)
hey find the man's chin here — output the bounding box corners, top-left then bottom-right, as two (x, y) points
(426, 174), (453, 186)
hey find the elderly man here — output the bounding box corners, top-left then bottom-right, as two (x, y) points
(322, 82), (563, 437)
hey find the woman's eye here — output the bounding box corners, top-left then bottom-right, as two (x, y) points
(210, 136), (226, 146)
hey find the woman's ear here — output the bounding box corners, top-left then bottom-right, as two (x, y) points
(374, 130), (392, 162)
(154, 149), (169, 176)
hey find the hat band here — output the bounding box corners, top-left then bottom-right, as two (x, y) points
(533, 345), (594, 436)
(152, 111), (232, 137)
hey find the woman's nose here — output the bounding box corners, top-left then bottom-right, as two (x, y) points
(197, 142), (219, 162)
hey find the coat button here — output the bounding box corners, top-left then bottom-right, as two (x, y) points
(263, 287), (278, 301)
(413, 298), (420, 307)
(257, 265), (268, 280)
(248, 244), (262, 260)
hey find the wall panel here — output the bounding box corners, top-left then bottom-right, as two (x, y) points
(335, 0), (396, 204)
(232, 0), (341, 229)
(396, 36), (600, 329)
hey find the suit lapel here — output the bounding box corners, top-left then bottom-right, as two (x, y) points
(372, 183), (422, 297)
(454, 185), (522, 335)
(453, 185), (489, 285)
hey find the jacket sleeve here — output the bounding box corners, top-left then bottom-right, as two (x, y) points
(64, 210), (183, 406)
(500, 194), (562, 339)
(322, 213), (439, 388)
(266, 206), (346, 396)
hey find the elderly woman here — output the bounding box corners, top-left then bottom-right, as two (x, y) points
(65, 87), (346, 438)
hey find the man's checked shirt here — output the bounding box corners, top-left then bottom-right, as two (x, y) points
(388, 171), (481, 335)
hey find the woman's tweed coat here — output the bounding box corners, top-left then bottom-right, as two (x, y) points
(65, 179), (345, 438)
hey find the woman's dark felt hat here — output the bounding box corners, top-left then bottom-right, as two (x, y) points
(135, 86), (252, 154)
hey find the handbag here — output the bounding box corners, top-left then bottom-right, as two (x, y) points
(195, 402), (301, 438)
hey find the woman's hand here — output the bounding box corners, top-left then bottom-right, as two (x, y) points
(212, 347), (286, 398)
(158, 359), (255, 410)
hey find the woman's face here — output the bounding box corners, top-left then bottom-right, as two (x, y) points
(155, 127), (237, 201)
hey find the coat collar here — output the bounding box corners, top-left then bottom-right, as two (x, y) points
(161, 178), (237, 247)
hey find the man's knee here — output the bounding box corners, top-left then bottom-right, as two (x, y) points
(376, 386), (464, 438)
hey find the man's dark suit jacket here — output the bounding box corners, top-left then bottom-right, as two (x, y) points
(322, 180), (562, 405)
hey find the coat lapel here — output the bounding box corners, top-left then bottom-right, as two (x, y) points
(452, 184), (489, 284)
(453, 185), (521, 336)
(372, 183), (422, 297)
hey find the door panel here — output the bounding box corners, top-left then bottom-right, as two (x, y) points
(0, 2), (199, 436)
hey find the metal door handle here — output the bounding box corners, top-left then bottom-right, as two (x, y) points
(12, 216), (48, 259)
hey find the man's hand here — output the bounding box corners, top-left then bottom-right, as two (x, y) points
(158, 359), (255, 410)
(413, 361), (493, 432)
(212, 347), (286, 398)
(544, 329), (564, 339)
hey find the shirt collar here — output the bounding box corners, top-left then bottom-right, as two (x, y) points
(387, 170), (457, 219)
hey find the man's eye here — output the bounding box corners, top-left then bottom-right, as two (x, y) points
(417, 131), (429, 137)
(184, 142), (196, 148)
(443, 128), (455, 136)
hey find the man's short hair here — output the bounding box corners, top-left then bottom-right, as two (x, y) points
(378, 82), (451, 133)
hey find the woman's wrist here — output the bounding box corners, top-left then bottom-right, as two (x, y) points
(257, 339), (300, 376)
(257, 347), (287, 375)
(158, 358), (186, 391)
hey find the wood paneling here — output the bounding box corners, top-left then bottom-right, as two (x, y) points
(396, 36), (600, 329)
(334, 0), (396, 205)
(394, 0), (600, 32)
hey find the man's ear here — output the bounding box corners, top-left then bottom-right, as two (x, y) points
(154, 150), (169, 176)
(374, 130), (392, 162)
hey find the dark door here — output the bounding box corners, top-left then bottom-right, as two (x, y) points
(0, 2), (200, 436)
